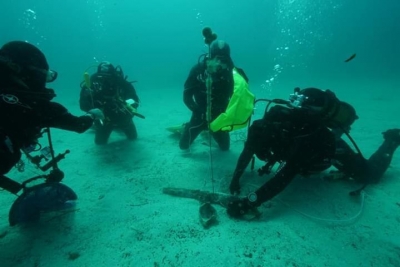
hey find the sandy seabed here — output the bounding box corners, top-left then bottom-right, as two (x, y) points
(0, 79), (399, 267)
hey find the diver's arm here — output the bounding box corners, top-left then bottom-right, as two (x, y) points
(229, 124), (258, 194)
(125, 82), (140, 105)
(250, 121), (300, 205)
(333, 138), (369, 180)
(183, 65), (201, 112)
(183, 87), (199, 112)
(229, 145), (254, 195)
(253, 161), (298, 205)
(51, 113), (94, 133)
(227, 159), (298, 218)
(231, 146), (254, 185)
(44, 102), (94, 133)
(252, 125), (331, 205)
(79, 86), (94, 112)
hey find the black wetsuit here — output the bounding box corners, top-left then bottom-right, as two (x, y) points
(230, 105), (398, 206)
(179, 61), (235, 150)
(79, 73), (140, 145)
(0, 84), (94, 194)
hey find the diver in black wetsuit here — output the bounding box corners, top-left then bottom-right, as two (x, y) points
(0, 41), (103, 195)
(180, 40), (237, 151)
(227, 87), (400, 218)
(79, 62), (141, 145)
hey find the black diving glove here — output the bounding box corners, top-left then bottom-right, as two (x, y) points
(227, 197), (256, 218)
(229, 179), (241, 195)
(127, 99), (139, 109)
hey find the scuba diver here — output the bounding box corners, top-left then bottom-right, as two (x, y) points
(226, 87), (400, 218)
(179, 27), (253, 151)
(0, 41), (104, 225)
(79, 62), (144, 145)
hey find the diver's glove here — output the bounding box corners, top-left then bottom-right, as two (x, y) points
(229, 178), (241, 195)
(87, 108), (105, 120)
(227, 193), (258, 219)
(42, 88), (57, 101)
(126, 99), (139, 109)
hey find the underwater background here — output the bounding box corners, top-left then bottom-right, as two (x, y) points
(1, 0), (399, 94)
(0, 0), (399, 266)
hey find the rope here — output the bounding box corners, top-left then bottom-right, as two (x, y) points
(277, 191), (365, 223)
(205, 43), (215, 193)
(208, 132), (215, 193)
(246, 183), (365, 223)
(206, 76), (215, 193)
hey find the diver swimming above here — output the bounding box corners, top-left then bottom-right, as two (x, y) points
(226, 87), (400, 218)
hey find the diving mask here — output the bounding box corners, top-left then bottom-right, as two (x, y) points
(206, 57), (228, 74)
(29, 66), (58, 83)
(97, 62), (124, 78)
(46, 70), (58, 83)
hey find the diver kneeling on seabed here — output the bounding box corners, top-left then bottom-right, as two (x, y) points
(0, 41), (104, 226)
(167, 27), (255, 152)
(79, 62), (145, 145)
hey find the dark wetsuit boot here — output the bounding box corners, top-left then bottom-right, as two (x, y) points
(179, 112), (206, 150)
(367, 129), (400, 183)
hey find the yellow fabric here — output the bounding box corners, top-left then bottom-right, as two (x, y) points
(83, 72), (91, 88)
(210, 68), (255, 132)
